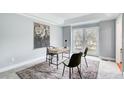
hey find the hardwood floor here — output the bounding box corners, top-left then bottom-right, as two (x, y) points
(0, 56), (123, 79)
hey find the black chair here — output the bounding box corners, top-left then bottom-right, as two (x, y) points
(62, 52), (83, 79)
(83, 47), (88, 67)
(46, 46), (57, 66)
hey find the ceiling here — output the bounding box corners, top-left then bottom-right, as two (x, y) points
(49, 13), (90, 20)
(20, 13), (120, 26)
(64, 13), (120, 26)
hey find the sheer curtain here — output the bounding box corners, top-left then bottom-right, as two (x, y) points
(72, 28), (85, 53)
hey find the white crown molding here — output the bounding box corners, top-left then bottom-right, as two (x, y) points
(16, 13), (64, 26)
(63, 13), (120, 26)
(17, 13), (120, 27)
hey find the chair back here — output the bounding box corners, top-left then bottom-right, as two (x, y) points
(46, 46), (55, 55)
(68, 52), (83, 67)
(84, 47), (88, 57)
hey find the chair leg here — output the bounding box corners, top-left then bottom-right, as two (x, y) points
(80, 63), (81, 71)
(57, 54), (59, 69)
(62, 65), (65, 76)
(69, 68), (71, 79)
(72, 68), (73, 74)
(77, 66), (82, 79)
(49, 58), (50, 66)
(46, 56), (47, 62)
(84, 57), (88, 67)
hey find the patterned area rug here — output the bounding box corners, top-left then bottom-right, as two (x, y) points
(16, 59), (99, 79)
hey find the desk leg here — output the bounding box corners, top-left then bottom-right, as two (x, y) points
(57, 54), (59, 69)
(51, 55), (53, 64)
(62, 53), (63, 59)
(49, 55), (51, 66)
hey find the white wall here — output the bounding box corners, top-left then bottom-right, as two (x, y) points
(99, 20), (116, 61)
(64, 20), (116, 61)
(122, 14), (124, 72)
(116, 14), (122, 63)
(51, 25), (63, 47)
(63, 26), (71, 48)
(0, 13), (63, 70)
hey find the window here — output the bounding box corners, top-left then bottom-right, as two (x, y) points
(72, 27), (99, 56)
(72, 28), (84, 53)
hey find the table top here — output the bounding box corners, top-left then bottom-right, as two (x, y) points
(48, 47), (69, 54)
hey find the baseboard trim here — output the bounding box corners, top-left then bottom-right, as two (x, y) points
(123, 72), (124, 77)
(99, 56), (115, 62)
(0, 57), (45, 73)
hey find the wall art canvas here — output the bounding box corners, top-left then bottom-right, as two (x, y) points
(34, 22), (50, 49)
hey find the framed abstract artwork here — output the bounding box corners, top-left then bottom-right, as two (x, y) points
(34, 22), (50, 49)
